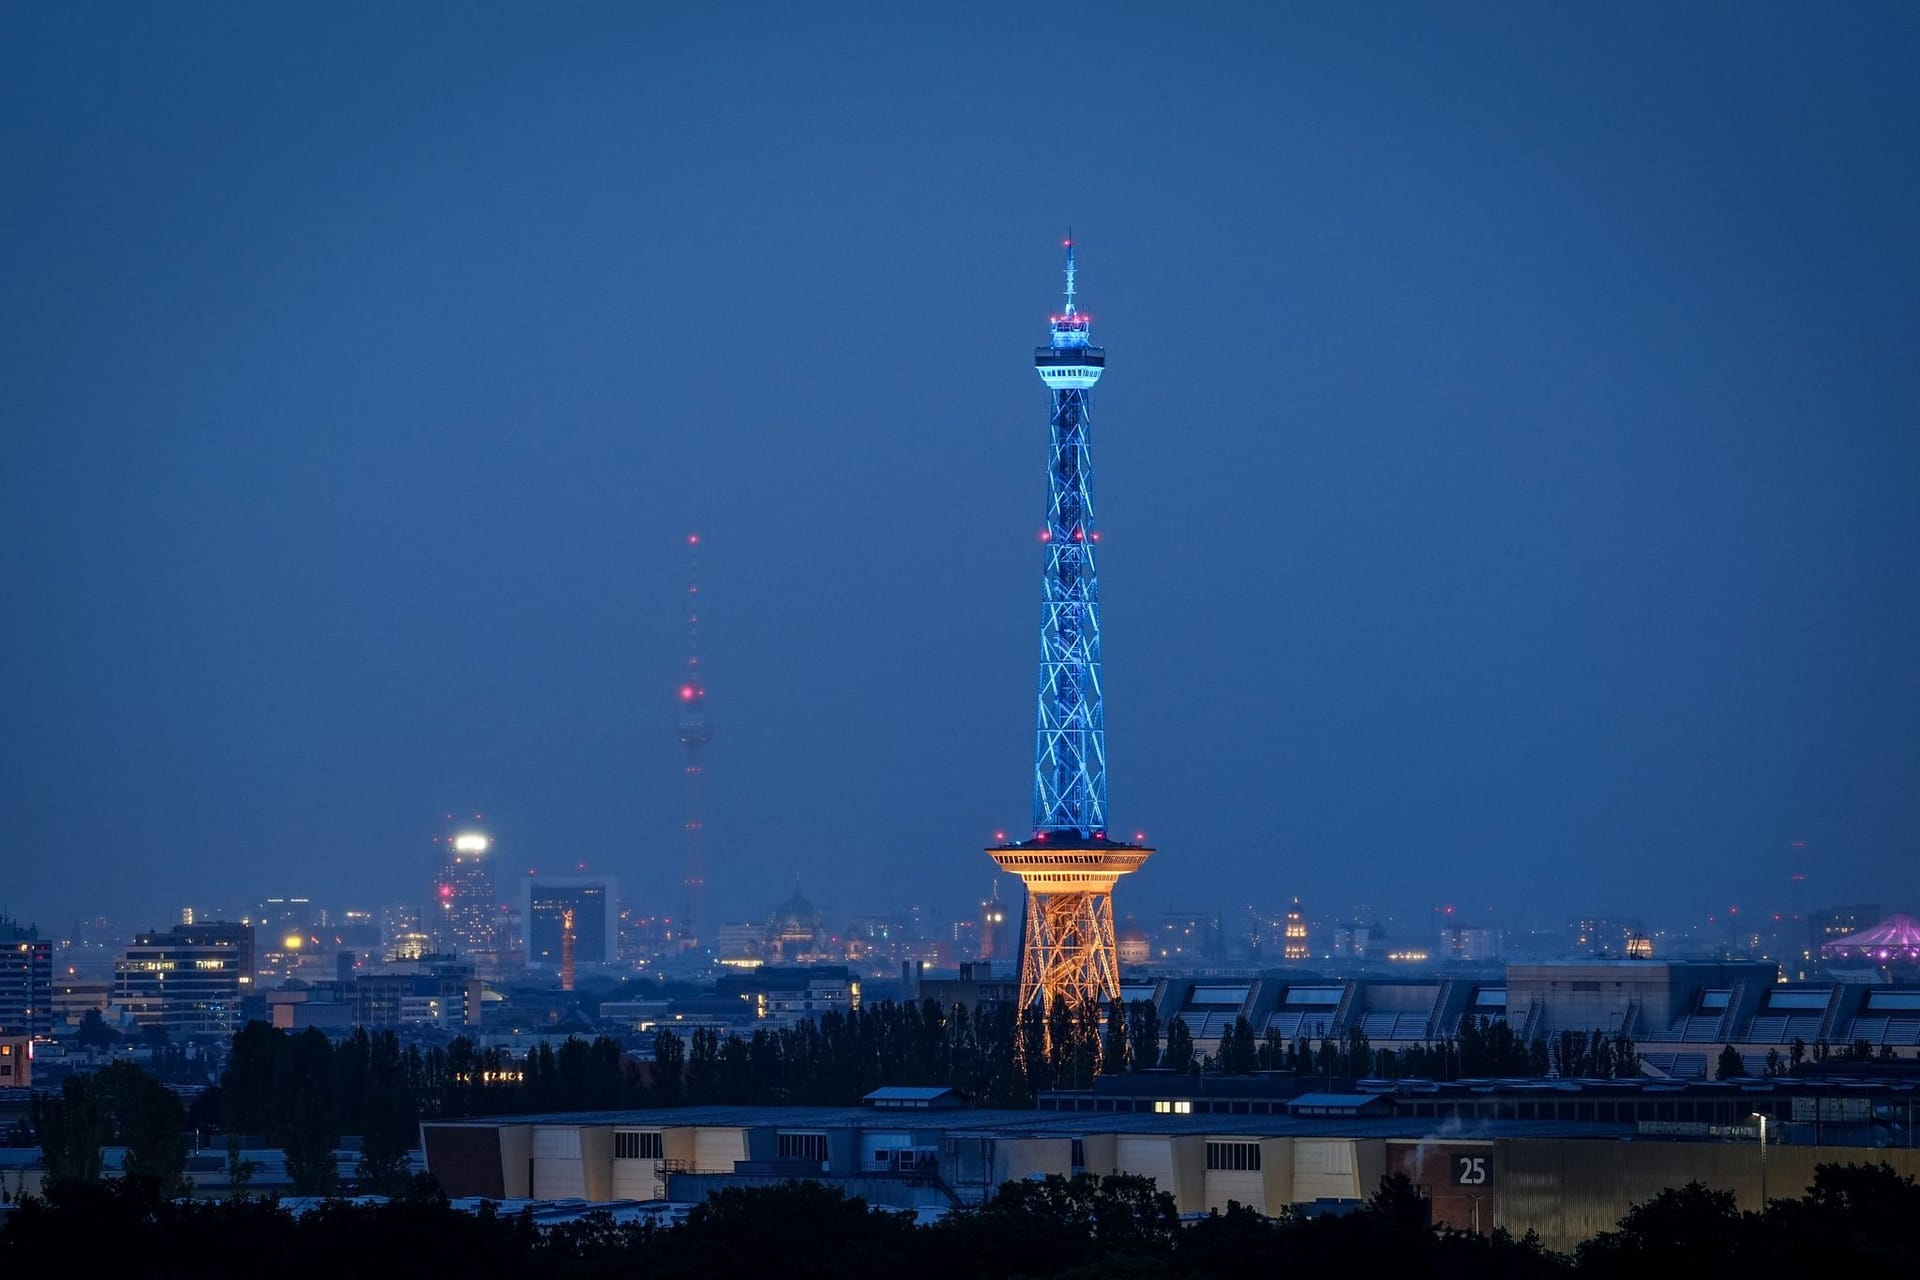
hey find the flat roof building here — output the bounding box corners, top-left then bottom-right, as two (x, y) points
(423, 1072), (1920, 1253)
(111, 921), (255, 1037)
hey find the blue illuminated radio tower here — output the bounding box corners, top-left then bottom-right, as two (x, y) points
(990, 239), (1152, 1037)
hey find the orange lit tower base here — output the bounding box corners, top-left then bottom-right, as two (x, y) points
(990, 835), (1152, 1029)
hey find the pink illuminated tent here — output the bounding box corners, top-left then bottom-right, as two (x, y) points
(1821, 913), (1920, 964)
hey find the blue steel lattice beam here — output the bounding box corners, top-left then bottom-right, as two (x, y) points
(1032, 240), (1109, 837)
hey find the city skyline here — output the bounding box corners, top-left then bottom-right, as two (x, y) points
(7, 5), (1920, 932)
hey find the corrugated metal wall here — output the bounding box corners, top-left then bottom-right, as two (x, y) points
(1497, 1140), (1920, 1253)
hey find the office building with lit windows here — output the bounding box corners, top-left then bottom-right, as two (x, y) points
(435, 829), (499, 957)
(111, 922), (255, 1036)
(0, 917), (53, 1039)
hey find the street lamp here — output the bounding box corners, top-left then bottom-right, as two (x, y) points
(1750, 1111), (1768, 1207)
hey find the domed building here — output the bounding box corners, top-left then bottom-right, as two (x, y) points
(1117, 916), (1151, 967)
(767, 880), (828, 963)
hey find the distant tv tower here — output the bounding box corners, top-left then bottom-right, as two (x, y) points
(989, 238), (1152, 1042)
(676, 533), (712, 951)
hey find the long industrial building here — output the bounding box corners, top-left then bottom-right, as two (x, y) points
(917, 959), (1920, 1078)
(423, 1070), (1920, 1253)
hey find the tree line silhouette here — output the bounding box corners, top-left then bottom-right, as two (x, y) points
(21, 1002), (1655, 1198)
(206, 1004), (1639, 1139)
(7, 1158), (1920, 1278)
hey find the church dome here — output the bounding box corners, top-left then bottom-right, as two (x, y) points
(768, 882), (822, 935)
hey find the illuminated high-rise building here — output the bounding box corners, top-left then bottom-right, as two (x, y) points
(978, 883), (1009, 963)
(1284, 900), (1310, 961)
(434, 826), (498, 956)
(989, 239), (1152, 1041)
(0, 917), (52, 1039)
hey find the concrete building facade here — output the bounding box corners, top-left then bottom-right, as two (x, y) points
(423, 1078), (1920, 1254)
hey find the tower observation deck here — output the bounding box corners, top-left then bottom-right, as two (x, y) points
(989, 240), (1152, 1038)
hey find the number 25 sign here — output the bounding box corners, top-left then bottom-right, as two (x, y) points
(1450, 1154), (1492, 1186)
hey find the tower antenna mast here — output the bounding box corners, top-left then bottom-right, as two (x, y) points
(676, 533), (712, 952)
(989, 238), (1153, 1048)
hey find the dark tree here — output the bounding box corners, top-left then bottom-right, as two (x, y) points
(1577, 1182), (1743, 1275)
(353, 1092), (416, 1197)
(29, 1075), (109, 1184)
(1611, 1032), (1640, 1079)
(1219, 1017), (1258, 1075)
(90, 1061), (189, 1196)
(1101, 999), (1130, 1074)
(76, 1008), (119, 1050)
(1125, 999), (1160, 1072)
(686, 1027), (721, 1104)
(651, 1028), (686, 1106)
(1163, 1016), (1195, 1074)
(281, 1089), (339, 1197)
(1346, 1024), (1372, 1076)
(223, 1133), (258, 1194)
(1065, 1001), (1101, 1089)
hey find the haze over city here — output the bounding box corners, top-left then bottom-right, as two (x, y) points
(6, 2), (1919, 936)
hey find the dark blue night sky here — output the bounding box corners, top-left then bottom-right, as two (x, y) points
(5, 3), (1918, 934)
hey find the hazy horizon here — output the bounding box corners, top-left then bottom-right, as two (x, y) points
(6, 4), (1919, 933)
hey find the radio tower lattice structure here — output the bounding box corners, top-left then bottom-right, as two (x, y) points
(676, 533), (711, 951)
(989, 239), (1152, 1043)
